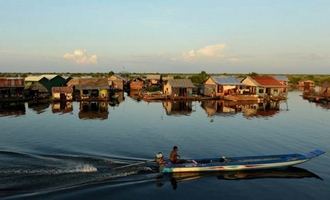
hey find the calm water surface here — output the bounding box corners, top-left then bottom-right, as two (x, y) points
(0, 91), (329, 200)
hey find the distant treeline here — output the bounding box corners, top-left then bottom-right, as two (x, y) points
(287, 75), (330, 86)
(1, 71), (330, 86)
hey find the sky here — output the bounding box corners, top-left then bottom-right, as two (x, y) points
(0, 0), (329, 73)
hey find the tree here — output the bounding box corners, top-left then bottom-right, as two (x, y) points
(248, 72), (258, 77)
(108, 71), (115, 76)
(190, 71), (209, 84)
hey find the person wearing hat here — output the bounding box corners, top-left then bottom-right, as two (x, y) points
(155, 152), (166, 166)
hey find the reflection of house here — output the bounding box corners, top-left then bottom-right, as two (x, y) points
(163, 101), (192, 116)
(109, 92), (125, 107)
(200, 100), (282, 118)
(242, 102), (280, 118)
(0, 102), (26, 116)
(201, 100), (249, 117)
(0, 77), (25, 101)
(51, 101), (73, 113)
(241, 76), (286, 98)
(163, 79), (195, 97)
(25, 75), (66, 93)
(52, 87), (73, 101)
(79, 101), (108, 120)
(204, 76), (245, 97)
(128, 90), (142, 101)
(108, 75), (126, 91)
(130, 78), (144, 91)
(75, 78), (109, 100)
(28, 101), (50, 114)
(146, 75), (161, 86)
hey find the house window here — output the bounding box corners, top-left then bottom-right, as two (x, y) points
(218, 85), (223, 93)
(258, 89), (264, 93)
(83, 90), (89, 95)
(274, 89), (278, 93)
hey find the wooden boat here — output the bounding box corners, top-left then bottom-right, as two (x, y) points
(161, 149), (325, 173)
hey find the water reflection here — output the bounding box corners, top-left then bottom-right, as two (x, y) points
(163, 101), (193, 116)
(160, 167), (321, 190)
(314, 102), (330, 110)
(0, 102), (25, 117)
(201, 100), (250, 117)
(201, 100), (285, 118)
(242, 101), (282, 118)
(0, 93), (291, 119)
(52, 102), (73, 114)
(28, 101), (50, 114)
(79, 101), (109, 120)
(109, 92), (125, 107)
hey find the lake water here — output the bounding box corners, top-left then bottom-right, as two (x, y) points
(0, 91), (329, 200)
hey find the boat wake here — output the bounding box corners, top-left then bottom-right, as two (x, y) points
(0, 164), (97, 175)
(0, 149), (157, 199)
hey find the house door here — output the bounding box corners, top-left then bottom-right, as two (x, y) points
(91, 90), (99, 97)
(266, 88), (271, 95)
(179, 88), (186, 96)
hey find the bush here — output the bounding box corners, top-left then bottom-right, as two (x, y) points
(190, 71), (208, 84)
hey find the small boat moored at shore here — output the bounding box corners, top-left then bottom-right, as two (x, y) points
(161, 149), (325, 173)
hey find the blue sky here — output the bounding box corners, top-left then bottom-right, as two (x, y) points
(0, 0), (329, 73)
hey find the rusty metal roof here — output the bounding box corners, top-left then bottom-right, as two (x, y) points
(0, 77), (24, 87)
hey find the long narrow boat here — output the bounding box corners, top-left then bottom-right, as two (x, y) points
(162, 149), (325, 173)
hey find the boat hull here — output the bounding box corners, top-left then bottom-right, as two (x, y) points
(163, 159), (308, 173)
(162, 149), (325, 173)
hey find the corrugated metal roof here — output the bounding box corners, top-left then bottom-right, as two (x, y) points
(0, 77), (25, 87)
(108, 74), (127, 82)
(42, 74), (58, 80)
(67, 78), (80, 87)
(25, 76), (44, 82)
(273, 75), (288, 82)
(210, 76), (244, 85)
(25, 74), (63, 82)
(322, 82), (330, 88)
(52, 87), (73, 93)
(250, 76), (284, 87)
(167, 79), (195, 88)
(146, 75), (161, 80)
(75, 78), (109, 90)
(162, 76), (174, 81)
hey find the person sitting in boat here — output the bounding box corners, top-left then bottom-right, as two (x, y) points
(170, 146), (198, 165)
(170, 146), (182, 164)
(155, 152), (166, 165)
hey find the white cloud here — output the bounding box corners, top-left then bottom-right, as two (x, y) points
(63, 49), (98, 65)
(182, 44), (226, 61)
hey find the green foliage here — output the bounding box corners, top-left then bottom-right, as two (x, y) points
(174, 75), (183, 79)
(108, 71), (115, 76)
(190, 71), (209, 84)
(248, 72), (258, 77)
(288, 76), (302, 84)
